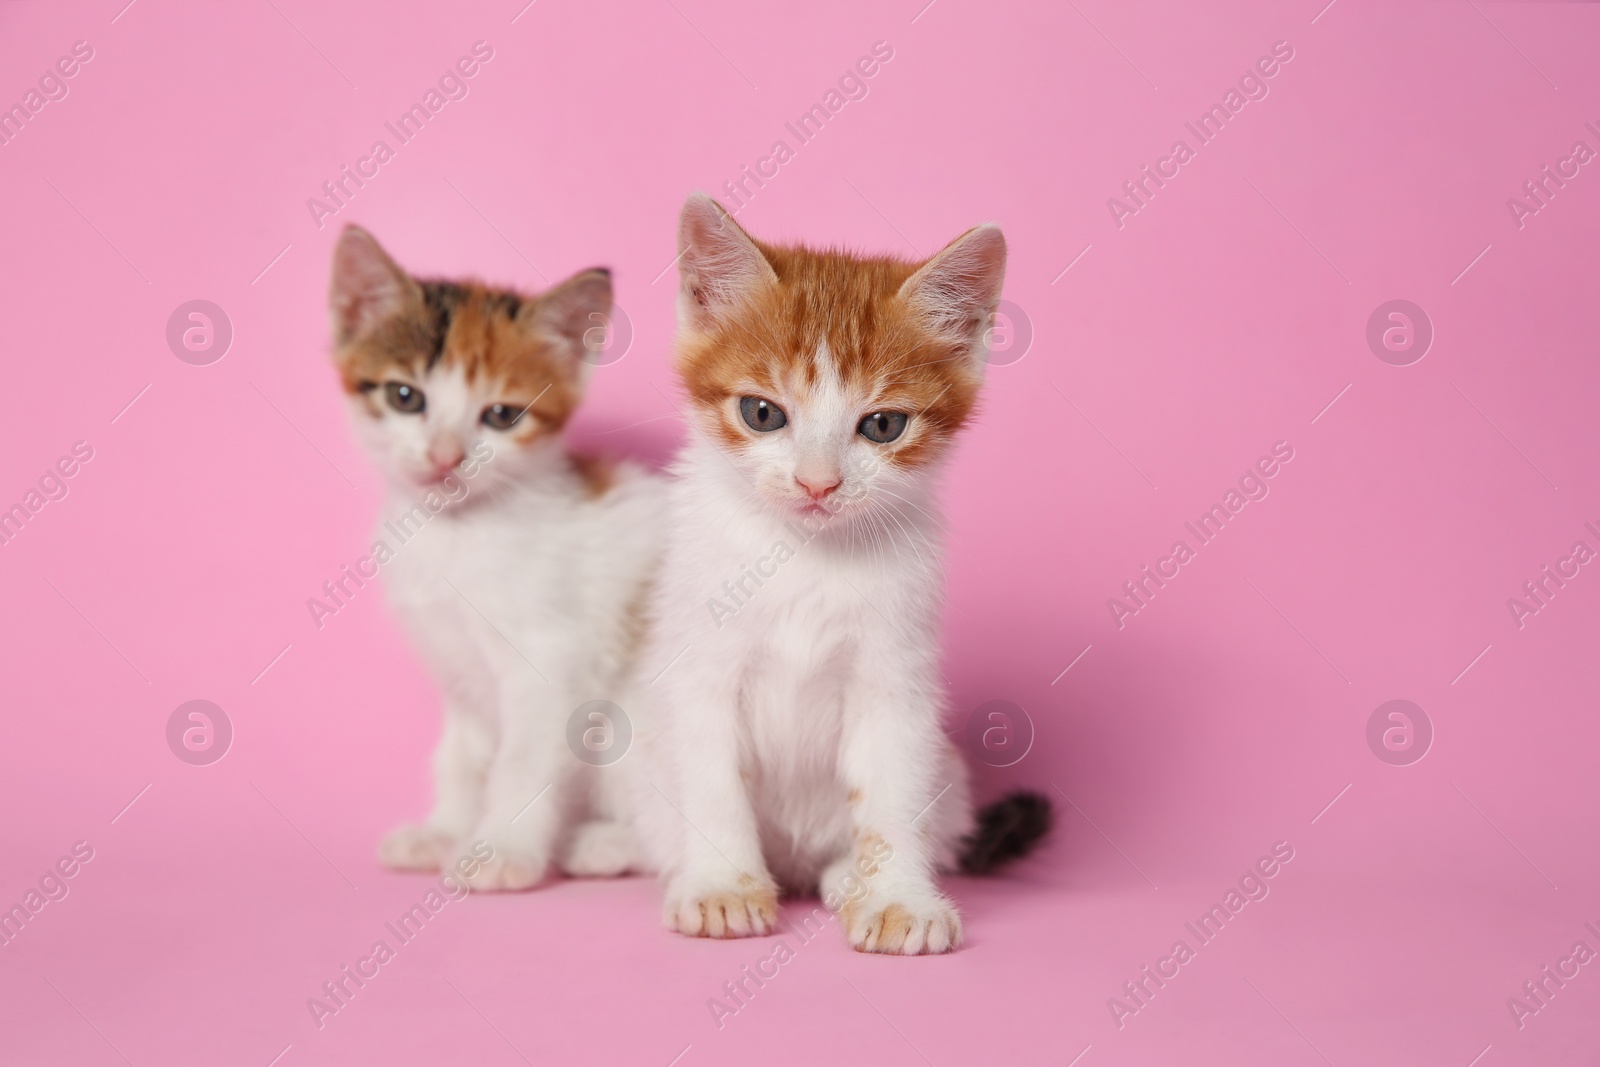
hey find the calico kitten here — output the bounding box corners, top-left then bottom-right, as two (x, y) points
(328, 226), (663, 890)
(634, 195), (1050, 954)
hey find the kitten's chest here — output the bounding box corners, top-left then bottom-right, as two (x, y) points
(383, 512), (496, 601)
(711, 529), (908, 688)
(379, 506), (558, 658)
(734, 569), (866, 732)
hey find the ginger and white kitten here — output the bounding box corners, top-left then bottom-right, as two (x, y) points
(634, 195), (1050, 954)
(328, 226), (663, 890)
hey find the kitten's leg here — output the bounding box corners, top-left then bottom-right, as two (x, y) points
(379, 703), (491, 871)
(837, 657), (971, 955)
(658, 674), (778, 938)
(559, 757), (650, 877)
(560, 821), (637, 877)
(458, 669), (569, 891)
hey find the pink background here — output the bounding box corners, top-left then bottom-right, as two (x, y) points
(2, 1), (1598, 1064)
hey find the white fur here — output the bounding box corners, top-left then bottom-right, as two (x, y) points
(631, 357), (976, 953)
(632, 198), (1007, 953)
(353, 360), (664, 890)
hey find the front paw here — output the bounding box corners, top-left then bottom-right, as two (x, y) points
(379, 824), (454, 872)
(664, 877), (779, 938)
(455, 839), (550, 892)
(844, 895), (962, 955)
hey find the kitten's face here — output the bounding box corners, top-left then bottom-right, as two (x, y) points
(327, 227), (610, 495)
(673, 195), (1006, 524)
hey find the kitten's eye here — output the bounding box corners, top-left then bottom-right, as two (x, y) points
(384, 382), (425, 414)
(858, 411), (908, 444)
(739, 396), (788, 432)
(482, 403), (525, 431)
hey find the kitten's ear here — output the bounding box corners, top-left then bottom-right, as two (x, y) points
(329, 226), (419, 345)
(677, 192), (776, 330)
(897, 224), (1007, 363)
(529, 267), (613, 378)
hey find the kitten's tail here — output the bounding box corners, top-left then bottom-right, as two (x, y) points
(957, 791), (1054, 875)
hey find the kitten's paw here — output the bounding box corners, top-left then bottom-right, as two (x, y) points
(844, 896), (962, 955)
(378, 824), (454, 872)
(664, 878), (779, 938)
(458, 845), (550, 891)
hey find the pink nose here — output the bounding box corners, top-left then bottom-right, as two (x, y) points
(428, 440), (464, 471)
(795, 475), (841, 501)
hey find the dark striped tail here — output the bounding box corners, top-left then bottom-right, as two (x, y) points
(957, 791), (1054, 875)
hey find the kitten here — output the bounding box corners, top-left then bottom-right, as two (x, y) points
(634, 195), (1051, 954)
(328, 226), (663, 890)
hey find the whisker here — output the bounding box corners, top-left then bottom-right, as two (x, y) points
(875, 486), (948, 533)
(875, 498), (929, 575)
(864, 501), (898, 571)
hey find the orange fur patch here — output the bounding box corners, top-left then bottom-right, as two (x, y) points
(333, 277), (586, 436)
(691, 886), (778, 938)
(615, 571), (654, 665)
(856, 830), (887, 855)
(873, 904), (916, 951)
(676, 237), (983, 469)
(569, 452), (618, 498)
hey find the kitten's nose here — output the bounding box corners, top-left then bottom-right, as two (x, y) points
(428, 438), (465, 471)
(795, 474), (841, 500)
